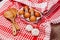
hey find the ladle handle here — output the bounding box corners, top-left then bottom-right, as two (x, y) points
(11, 23), (17, 36)
(11, 19), (20, 31)
(13, 21), (20, 31)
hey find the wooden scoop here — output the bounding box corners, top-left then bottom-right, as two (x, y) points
(11, 23), (16, 36)
(4, 8), (20, 35)
(9, 8), (20, 30)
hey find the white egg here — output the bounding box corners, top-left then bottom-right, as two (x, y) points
(25, 25), (33, 31)
(31, 28), (39, 36)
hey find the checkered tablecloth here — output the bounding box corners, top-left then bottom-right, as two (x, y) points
(0, 0), (59, 40)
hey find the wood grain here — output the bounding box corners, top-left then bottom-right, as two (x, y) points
(50, 23), (60, 40)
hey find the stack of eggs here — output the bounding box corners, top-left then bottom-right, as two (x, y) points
(18, 6), (42, 23)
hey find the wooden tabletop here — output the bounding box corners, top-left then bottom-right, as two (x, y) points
(50, 23), (60, 40)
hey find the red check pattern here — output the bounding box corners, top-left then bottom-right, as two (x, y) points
(0, 0), (59, 40)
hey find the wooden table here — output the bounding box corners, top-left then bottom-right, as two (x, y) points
(50, 23), (60, 40)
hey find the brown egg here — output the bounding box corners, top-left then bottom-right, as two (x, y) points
(35, 12), (41, 17)
(29, 8), (34, 12)
(24, 12), (31, 18)
(29, 8), (35, 16)
(30, 16), (36, 22)
(18, 10), (24, 15)
(24, 6), (29, 13)
(24, 6), (29, 9)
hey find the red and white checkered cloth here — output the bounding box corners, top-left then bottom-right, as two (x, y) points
(0, 0), (60, 40)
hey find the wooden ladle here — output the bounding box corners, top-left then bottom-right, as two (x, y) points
(4, 8), (20, 35)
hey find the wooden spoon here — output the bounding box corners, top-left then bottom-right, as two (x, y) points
(8, 8), (20, 31)
(4, 8), (20, 35)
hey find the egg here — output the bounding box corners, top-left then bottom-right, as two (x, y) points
(18, 10), (24, 15)
(30, 16), (36, 22)
(25, 25), (33, 31)
(29, 8), (34, 13)
(31, 28), (39, 36)
(24, 6), (29, 9)
(35, 12), (41, 17)
(24, 12), (31, 18)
